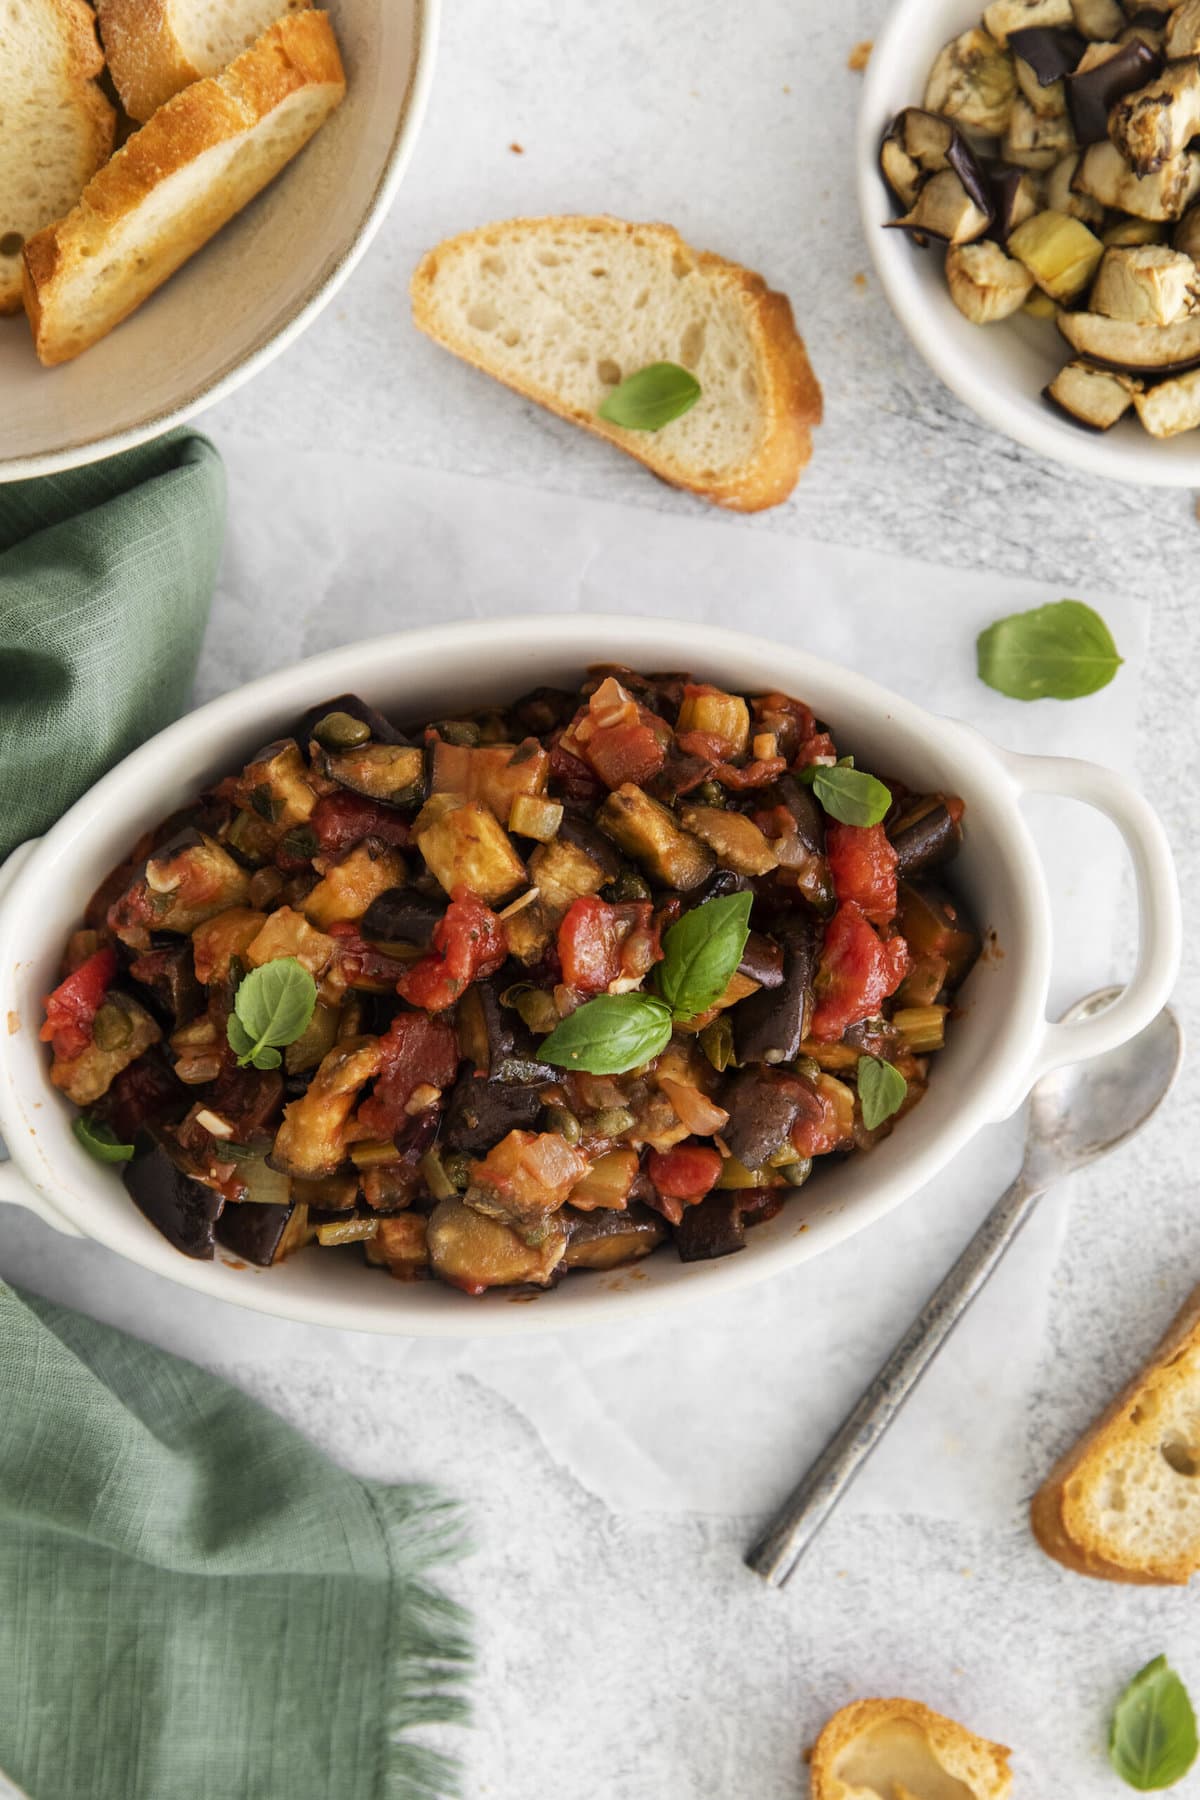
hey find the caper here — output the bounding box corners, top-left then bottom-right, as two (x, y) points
(437, 719), (480, 747)
(793, 1054), (821, 1083)
(92, 1003), (133, 1051)
(605, 870), (651, 903)
(543, 1105), (582, 1145)
(588, 1106), (635, 1138)
(502, 983), (560, 1035)
(441, 1151), (474, 1192)
(314, 710), (371, 749)
(775, 1158), (813, 1188)
(696, 780), (726, 807)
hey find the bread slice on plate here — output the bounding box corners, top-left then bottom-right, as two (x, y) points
(96, 0), (312, 122)
(0, 0), (115, 314)
(1032, 1284), (1200, 1585)
(23, 10), (345, 367)
(410, 216), (823, 513)
(810, 1698), (1013, 1800)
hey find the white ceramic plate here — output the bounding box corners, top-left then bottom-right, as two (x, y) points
(0, 0), (437, 481)
(858, 0), (1200, 485)
(0, 616), (1180, 1335)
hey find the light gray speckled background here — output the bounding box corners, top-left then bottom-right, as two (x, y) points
(6, 0), (1200, 1794)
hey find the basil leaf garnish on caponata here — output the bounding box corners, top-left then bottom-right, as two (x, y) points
(540, 993), (673, 1075)
(597, 362), (701, 431)
(73, 1115), (136, 1164)
(226, 958), (317, 1071)
(857, 1055), (907, 1131)
(800, 758), (893, 828)
(977, 599), (1122, 702)
(656, 890), (753, 1022)
(1110, 1657), (1199, 1792)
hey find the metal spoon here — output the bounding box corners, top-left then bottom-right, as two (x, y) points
(746, 988), (1184, 1588)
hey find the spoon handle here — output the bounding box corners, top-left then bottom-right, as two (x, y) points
(746, 1171), (1043, 1587)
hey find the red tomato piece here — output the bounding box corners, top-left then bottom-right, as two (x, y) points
(793, 731), (838, 767)
(558, 896), (622, 994)
(647, 1142), (723, 1202)
(810, 903), (910, 1042)
(826, 821), (899, 925)
(548, 732), (605, 807)
(790, 1083), (853, 1159)
(357, 1011), (460, 1137)
(307, 792), (410, 860)
(398, 887), (507, 1013)
(40, 946), (117, 1061)
(583, 719), (666, 789)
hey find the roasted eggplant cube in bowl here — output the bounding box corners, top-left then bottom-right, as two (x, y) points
(35, 665), (982, 1304)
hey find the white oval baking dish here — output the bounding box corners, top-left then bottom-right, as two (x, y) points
(0, 615), (1180, 1335)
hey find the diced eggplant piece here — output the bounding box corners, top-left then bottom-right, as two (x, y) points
(1009, 208), (1104, 295)
(733, 919), (819, 1066)
(359, 887), (443, 948)
(442, 1067), (546, 1152)
(234, 740), (318, 834)
(297, 693), (406, 746)
(1091, 243), (1200, 323)
(1132, 365), (1200, 434)
(1057, 303), (1200, 366)
(738, 931), (784, 990)
(1070, 0), (1124, 36)
(1044, 358), (1139, 426)
(924, 27), (1018, 133)
(429, 738), (550, 823)
(722, 1068), (809, 1168)
(888, 800), (965, 877)
(1174, 202), (1200, 256)
(896, 882), (981, 992)
(562, 1203), (667, 1271)
(1110, 57), (1200, 177)
(597, 785), (714, 890)
(1009, 25), (1086, 90)
(986, 162), (1044, 237)
(217, 1199), (312, 1267)
(767, 774), (825, 852)
(128, 940), (203, 1026)
(884, 110), (996, 213)
(1066, 42), (1165, 144)
(426, 1196), (566, 1292)
(553, 814), (625, 883)
(369, 1213), (429, 1279)
(677, 804), (779, 876)
(303, 840), (407, 930)
(123, 1136), (224, 1259)
(456, 978), (515, 1076)
(317, 742), (424, 807)
(1168, 0), (1200, 59)
(675, 1193), (752, 1262)
(244, 906), (336, 979)
(1043, 151), (1105, 223)
(1001, 94), (1076, 168)
(1103, 215), (1166, 246)
(414, 796), (526, 904)
(108, 830), (251, 949)
(886, 168), (994, 244)
(880, 130), (922, 209)
(984, 0), (1073, 46)
(50, 993), (162, 1107)
(270, 1037), (383, 1177)
(190, 907), (267, 986)
(946, 238), (1037, 319)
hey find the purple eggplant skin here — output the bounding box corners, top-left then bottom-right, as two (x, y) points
(123, 1138), (223, 1259)
(216, 1202), (296, 1267)
(733, 918), (819, 1066)
(1008, 25), (1086, 84)
(360, 886), (443, 948)
(556, 813), (625, 882)
(562, 1203), (668, 1270)
(441, 1067), (546, 1153)
(722, 1068), (806, 1168)
(766, 774), (825, 854)
(738, 931), (785, 991)
(888, 802), (963, 879)
(1065, 38), (1163, 143)
(127, 939), (204, 1027)
(296, 694), (407, 746)
(675, 1194), (748, 1262)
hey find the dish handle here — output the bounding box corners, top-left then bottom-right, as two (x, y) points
(998, 748), (1181, 1088)
(0, 836), (85, 1237)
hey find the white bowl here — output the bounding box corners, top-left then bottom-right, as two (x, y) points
(0, 0), (437, 481)
(858, 0), (1200, 485)
(0, 616), (1180, 1336)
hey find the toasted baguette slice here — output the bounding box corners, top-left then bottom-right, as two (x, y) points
(0, 0), (115, 314)
(410, 216), (822, 513)
(811, 1698), (1013, 1800)
(23, 11), (344, 366)
(96, 0), (312, 122)
(1032, 1284), (1200, 1585)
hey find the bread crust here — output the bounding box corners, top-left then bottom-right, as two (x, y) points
(1031, 1283), (1200, 1585)
(94, 0), (195, 122)
(410, 215), (822, 513)
(810, 1697), (1012, 1800)
(22, 11), (344, 363)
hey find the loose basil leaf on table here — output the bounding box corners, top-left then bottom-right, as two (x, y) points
(541, 993), (674, 1075)
(1110, 1657), (1199, 1792)
(799, 757), (893, 829)
(226, 957), (318, 1071)
(657, 890), (753, 1021)
(73, 1115), (136, 1164)
(857, 1056), (907, 1131)
(977, 598), (1122, 701)
(597, 362), (702, 431)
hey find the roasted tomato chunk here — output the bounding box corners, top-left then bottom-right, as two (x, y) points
(40, 946), (117, 1061)
(356, 1011), (460, 1139)
(308, 791), (411, 859)
(826, 821), (899, 925)
(810, 903), (909, 1042)
(647, 1142), (723, 1202)
(397, 887), (507, 1012)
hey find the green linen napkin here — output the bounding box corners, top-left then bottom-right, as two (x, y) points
(0, 1284), (471, 1800)
(0, 432), (226, 860)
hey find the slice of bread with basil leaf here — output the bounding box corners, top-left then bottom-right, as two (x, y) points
(410, 216), (822, 512)
(1032, 1284), (1200, 1585)
(810, 1697), (1012, 1800)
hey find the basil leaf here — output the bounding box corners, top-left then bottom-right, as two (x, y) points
(227, 957), (317, 1070)
(801, 762), (892, 828)
(657, 891), (753, 1021)
(1110, 1658), (1199, 1791)
(541, 994), (673, 1075)
(597, 362), (701, 432)
(73, 1115), (135, 1164)
(977, 599), (1122, 701)
(857, 1056), (907, 1130)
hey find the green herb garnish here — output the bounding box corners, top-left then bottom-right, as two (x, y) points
(73, 1115), (135, 1164)
(977, 599), (1122, 701)
(1110, 1657), (1198, 1791)
(656, 890), (753, 1022)
(540, 993), (673, 1075)
(856, 1055), (907, 1130)
(597, 362), (701, 431)
(226, 957), (318, 1070)
(799, 756), (892, 829)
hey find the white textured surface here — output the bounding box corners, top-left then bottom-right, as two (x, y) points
(5, 0), (1200, 1794)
